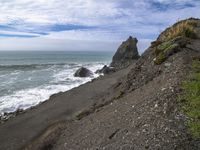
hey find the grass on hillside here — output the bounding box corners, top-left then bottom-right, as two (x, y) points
(153, 39), (180, 65)
(179, 59), (200, 138)
(164, 20), (198, 41)
(153, 19), (198, 65)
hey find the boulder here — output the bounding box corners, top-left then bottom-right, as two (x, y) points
(110, 36), (140, 69)
(74, 67), (93, 77)
(96, 65), (115, 74)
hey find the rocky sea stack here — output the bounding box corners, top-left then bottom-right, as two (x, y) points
(110, 36), (140, 70)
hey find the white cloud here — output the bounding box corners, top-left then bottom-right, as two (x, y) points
(0, 0), (199, 51)
(0, 0), (121, 25)
(0, 36), (120, 51)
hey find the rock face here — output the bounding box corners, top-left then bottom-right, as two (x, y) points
(110, 36), (140, 69)
(74, 67), (93, 77)
(95, 65), (115, 74)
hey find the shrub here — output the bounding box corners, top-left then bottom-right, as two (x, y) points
(164, 20), (198, 41)
(184, 27), (197, 39)
(187, 20), (198, 27)
(157, 40), (179, 52)
(154, 39), (180, 65)
(153, 19), (198, 65)
(154, 52), (166, 65)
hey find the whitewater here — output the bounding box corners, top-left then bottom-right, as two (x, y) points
(0, 51), (113, 115)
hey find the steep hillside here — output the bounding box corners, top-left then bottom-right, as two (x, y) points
(24, 18), (200, 150)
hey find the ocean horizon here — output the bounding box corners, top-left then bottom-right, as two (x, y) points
(0, 51), (114, 115)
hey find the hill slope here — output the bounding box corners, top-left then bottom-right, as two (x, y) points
(18, 18), (200, 150)
(47, 19), (200, 150)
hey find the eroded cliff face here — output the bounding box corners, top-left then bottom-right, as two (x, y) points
(23, 18), (200, 150)
(110, 36), (140, 70)
(51, 18), (200, 150)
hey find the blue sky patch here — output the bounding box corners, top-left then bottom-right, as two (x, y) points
(0, 34), (38, 38)
(0, 23), (96, 38)
(49, 24), (96, 32)
(151, 1), (196, 12)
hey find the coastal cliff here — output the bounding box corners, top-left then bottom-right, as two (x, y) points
(26, 18), (200, 150)
(0, 18), (200, 150)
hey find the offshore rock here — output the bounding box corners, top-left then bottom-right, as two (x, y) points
(110, 36), (140, 69)
(74, 67), (93, 77)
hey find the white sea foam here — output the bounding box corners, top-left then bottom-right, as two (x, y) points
(0, 63), (105, 115)
(0, 78), (91, 115)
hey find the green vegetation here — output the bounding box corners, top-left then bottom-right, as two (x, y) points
(164, 20), (198, 41)
(154, 53), (166, 65)
(157, 40), (179, 51)
(187, 20), (198, 27)
(154, 39), (180, 65)
(179, 60), (200, 138)
(153, 19), (198, 65)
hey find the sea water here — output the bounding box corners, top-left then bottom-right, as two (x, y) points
(0, 51), (113, 115)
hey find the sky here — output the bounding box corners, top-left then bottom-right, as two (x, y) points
(0, 0), (200, 52)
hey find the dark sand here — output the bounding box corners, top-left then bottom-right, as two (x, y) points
(0, 66), (131, 150)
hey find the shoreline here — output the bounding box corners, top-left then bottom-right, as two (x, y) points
(0, 65), (131, 150)
(0, 75), (101, 124)
(0, 51), (111, 118)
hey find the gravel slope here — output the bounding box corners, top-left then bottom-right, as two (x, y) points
(51, 49), (200, 150)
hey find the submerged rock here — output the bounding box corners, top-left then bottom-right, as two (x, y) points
(74, 67), (93, 77)
(110, 36), (140, 69)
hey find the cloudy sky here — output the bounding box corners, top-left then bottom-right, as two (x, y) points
(0, 0), (200, 52)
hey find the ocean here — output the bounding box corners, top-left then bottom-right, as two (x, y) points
(0, 51), (113, 115)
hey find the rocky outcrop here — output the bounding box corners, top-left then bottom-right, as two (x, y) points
(110, 36), (140, 69)
(95, 65), (115, 74)
(74, 67), (93, 77)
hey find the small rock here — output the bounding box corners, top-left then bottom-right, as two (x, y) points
(161, 87), (166, 91)
(164, 63), (172, 67)
(95, 65), (115, 74)
(155, 103), (158, 108)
